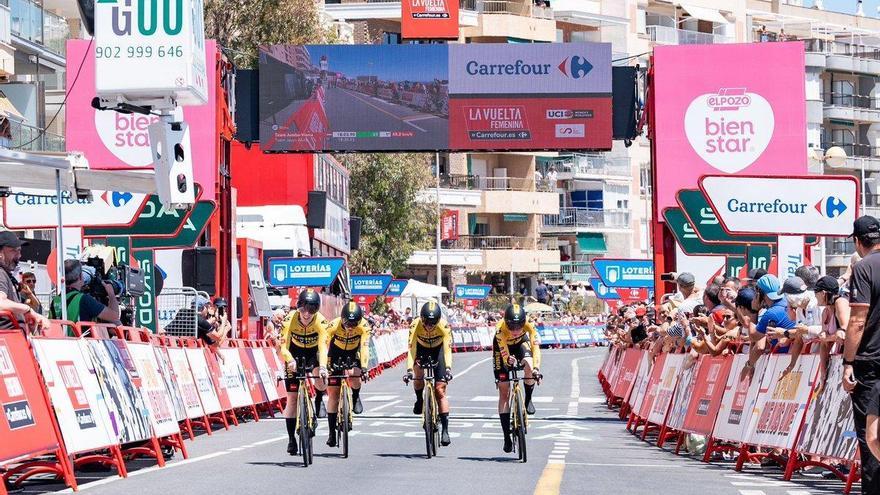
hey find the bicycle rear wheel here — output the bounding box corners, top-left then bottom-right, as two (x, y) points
(514, 389), (527, 463)
(298, 392), (312, 467)
(341, 385), (350, 459)
(423, 386), (434, 459)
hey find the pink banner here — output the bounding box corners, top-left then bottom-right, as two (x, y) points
(65, 40), (218, 199)
(653, 43), (807, 214)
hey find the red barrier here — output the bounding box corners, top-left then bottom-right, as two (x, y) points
(0, 320), (77, 491)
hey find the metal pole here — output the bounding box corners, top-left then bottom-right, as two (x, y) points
(55, 170), (67, 320)
(435, 152), (442, 289)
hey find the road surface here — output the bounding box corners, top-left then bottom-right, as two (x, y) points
(21, 348), (854, 494)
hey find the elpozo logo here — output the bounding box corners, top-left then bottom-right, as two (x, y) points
(684, 87), (774, 174)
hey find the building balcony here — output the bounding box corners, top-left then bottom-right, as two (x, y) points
(0, 4), (13, 78)
(540, 260), (595, 283)
(407, 235), (560, 273)
(823, 93), (880, 124)
(542, 207), (630, 233)
(803, 38), (880, 76)
(10, 0), (68, 62)
(7, 120), (63, 151)
(645, 25), (733, 46)
(821, 141), (880, 171)
(460, 0), (556, 41)
(546, 153), (631, 181)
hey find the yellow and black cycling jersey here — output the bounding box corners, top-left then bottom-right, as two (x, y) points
(495, 320), (541, 369)
(407, 317), (453, 370)
(326, 317), (371, 369)
(279, 310), (329, 365)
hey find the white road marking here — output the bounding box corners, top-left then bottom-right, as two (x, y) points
(363, 395), (398, 402)
(578, 397), (605, 403)
(562, 462), (680, 468)
(469, 395), (553, 403)
(370, 399), (403, 412)
(455, 357), (492, 379)
(737, 491), (767, 495)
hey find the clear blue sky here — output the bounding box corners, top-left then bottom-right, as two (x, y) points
(820, 0), (880, 16)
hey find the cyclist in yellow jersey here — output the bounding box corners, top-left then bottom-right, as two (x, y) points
(278, 289), (330, 456)
(494, 304), (542, 453)
(404, 301), (453, 446)
(324, 302), (371, 447)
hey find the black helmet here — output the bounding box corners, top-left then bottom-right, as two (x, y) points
(420, 301), (442, 326)
(297, 289), (321, 311)
(504, 304), (527, 329)
(341, 301), (363, 326)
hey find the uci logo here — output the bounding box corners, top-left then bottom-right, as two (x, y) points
(557, 56), (593, 79)
(107, 0), (185, 37)
(814, 196), (848, 219)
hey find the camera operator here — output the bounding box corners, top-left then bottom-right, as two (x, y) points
(50, 260), (121, 325)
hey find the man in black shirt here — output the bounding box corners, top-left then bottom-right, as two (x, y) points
(844, 215), (880, 494)
(196, 296), (225, 348)
(0, 231), (47, 331)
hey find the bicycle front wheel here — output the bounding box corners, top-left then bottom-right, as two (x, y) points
(299, 391), (312, 467)
(515, 389), (527, 463)
(341, 385), (350, 459)
(423, 386), (434, 459)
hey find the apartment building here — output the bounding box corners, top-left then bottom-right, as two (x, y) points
(324, 0), (564, 294)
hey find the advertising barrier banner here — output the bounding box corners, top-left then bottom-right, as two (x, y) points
(611, 348), (642, 399)
(0, 331), (61, 464)
(216, 349), (255, 409)
(248, 347), (281, 403)
(185, 347), (224, 415)
(83, 340), (152, 444)
(713, 354), (768, 443)
(30, 338), (118, 454)
(637, 354), (667, 420)
(666, 356), (700, 431)
(239, 347), (269, 406)
(153, 346), (188, 422)
(745, 354), (820, 450)
(797, 355), (858, 460)
(259, 43), (611, 152)
(681, 354), (733, 436)
(653, 42), (807, 215)
(647, 354), (685, 426)
(126, 342), (181, 438)
(167, 347), (208, 420)
(627, 350), (653, 412)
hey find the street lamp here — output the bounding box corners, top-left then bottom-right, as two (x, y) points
(812, 146), (851, 275)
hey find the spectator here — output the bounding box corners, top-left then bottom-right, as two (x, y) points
(745, 268), (768, 289)
(668, 272), (701, 314)
(742, 275), (795, 380)
(843, 215), (880, 493)
(559, 248), (570, 262)
(770, 276), (821, 375)
(0, 232), (46, 331)
(18, 271), (41, 315)
(813, 276), (849, 393)
(702, 284), (724, 314)
(722, 276), (742, 291)
(49, 260), (121, 327)
(796, 265), (821, 291)
(536, 279), (549, 305)
(561, 280), (572, 306)
(403, 307), (413, 324)
(197, 296), (228, 350)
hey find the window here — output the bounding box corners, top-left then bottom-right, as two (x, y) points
(382, 32), (401, 45)
(639, 162), (652, 197)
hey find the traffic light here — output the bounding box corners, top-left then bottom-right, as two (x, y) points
(148, 117), (196, 210)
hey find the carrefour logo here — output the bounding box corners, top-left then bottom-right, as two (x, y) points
(815, 196), (848, 219)
(102, 191), (134, 207)
(557, 56), (593, 79)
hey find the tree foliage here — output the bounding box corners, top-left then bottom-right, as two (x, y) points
(340, 153), (438, 274)
(204, 0), (337, 68)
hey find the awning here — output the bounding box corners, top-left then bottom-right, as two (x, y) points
(400, 279), (449, 299)
(577, 233), (607, 253)
(0, 91), (25, 122)
(236, 205), (311, 254)
(677, 2), (728, 24)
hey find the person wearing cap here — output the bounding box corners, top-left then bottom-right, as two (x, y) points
(843, 215), (880, 492)
(668, 272), (702, 314)
(809, 275), (850, 395)
(196, 296), (223, 348)
(0, 231), (47, 331)
(741, 274), (796, 380)
(745, 268), (768, 289)
(49, 260), (120, 329)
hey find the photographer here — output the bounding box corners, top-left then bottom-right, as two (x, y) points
(0, 232), (48, 331)
(49, 260), (120, 325)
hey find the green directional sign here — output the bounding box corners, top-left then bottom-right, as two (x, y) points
(677, 189), (818, 245)
(83, 185), (202, 238)
(131, 201), (216, 250)
(104, 236), (132, 265)
(747, 245), (772, 271)
(664, 208), (748, 256)
(677, 190), (777, 244)
(133, 249), (157, 332)
(727, 256), (746, 278)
